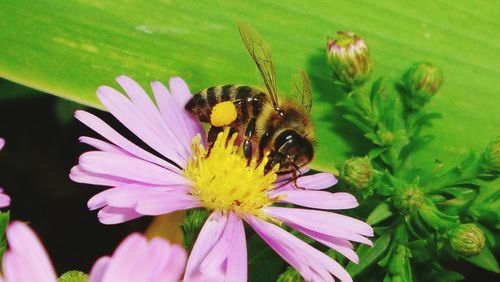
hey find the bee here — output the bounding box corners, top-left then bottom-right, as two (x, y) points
(185, 22), (314, 174)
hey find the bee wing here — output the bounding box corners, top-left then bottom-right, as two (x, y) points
(292, 70), (313, 113)
(237, 22), (280, 108)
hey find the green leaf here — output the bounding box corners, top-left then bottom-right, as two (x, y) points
(367, 201), (393, 225)
(0, 211), (10, 261)
(422, 263), (465, 282)
(346, 231), (392, 277)
(1, 1), (499, 172)
(464, 244), (500, 273)
(247, 233), (285, 282)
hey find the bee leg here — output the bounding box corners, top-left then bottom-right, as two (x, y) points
(207, 126), (223, 150)
(291, 166), (306, 189)
(243, 117), (257, 162)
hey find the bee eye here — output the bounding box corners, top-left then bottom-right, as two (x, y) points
(274, 130), (313, 165)
(274, 130), (297, 151)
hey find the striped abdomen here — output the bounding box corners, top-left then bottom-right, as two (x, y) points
(185, 85), (269, 125)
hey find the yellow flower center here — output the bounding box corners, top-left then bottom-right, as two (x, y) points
(184, 129), (278, 218)
(210, 101), (237, 127)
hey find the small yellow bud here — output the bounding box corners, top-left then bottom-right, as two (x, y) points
(210, 101), (237, 127)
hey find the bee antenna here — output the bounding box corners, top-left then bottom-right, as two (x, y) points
(292, 163), (302, 175)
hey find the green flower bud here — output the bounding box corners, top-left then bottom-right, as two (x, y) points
(327, 31), (372, 86)
(180, 208), (208, 250)
(340, 157), (373, 190)
(401, 62), (443, 109)
(377, 130), (394, 145)
(448, 223), (485, 257)
(277, 267), (303, 282)
(392, 184), (424, 215)
(58, 271), (88, 282)
(482, 137), (500, 173)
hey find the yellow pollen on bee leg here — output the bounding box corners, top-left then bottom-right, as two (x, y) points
(210, 101), (237, 127)
(184, 129), (279, 219)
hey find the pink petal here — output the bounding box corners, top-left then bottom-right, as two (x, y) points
(2, 222), (57, 282)
(88, 184), (190, 210)
(70, 165), (133, 187)
(96, 85), (187, 166)
(106, 187), (189, 209)
(246, 215), (353, 282)
(265, 207), (373, 245)
(88, 257), (110, 282)
(276, 190), (359, 210)
(159, 244), (188, 282)
(151, 81), (206, 150)
(116, 76), (192, 161)
(184, 212), (246, 282)
(198, 213), (246, 281)
(169, 76), (193, 106)
(0, 138), (4, 150)
(89, 233), (187, 282)
(97, 207), (143, 225)
(135, 193), (201, 216)
(184, 212), (227, 280)
(75, 110), (180, 173)
(99, 233), (149, 281)
(78, 151), (189, 186)
(287, 222), (359, 263)
(79, 136), (128, 155)
(296, 173), (338, 190)
(225, 214), (247, 282)
(0, 191), (11, 208)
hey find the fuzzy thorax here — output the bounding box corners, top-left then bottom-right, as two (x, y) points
(184, 129), (279, 219)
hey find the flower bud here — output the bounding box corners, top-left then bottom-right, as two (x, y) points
(340, 157), (373, 190)
(180, 208), (208, 250)
(401, 62), (443, 109)
(377, 130), (394, 145)
(482, 137), (500, 173)
(58, 271), (88, 282)
(327, 31), (372, 86)
(448, 223), (485, 257)
(392, 184), (424, 215)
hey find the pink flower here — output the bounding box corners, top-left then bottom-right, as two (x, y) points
(89, 234), (187, 282)
(0, 138), (10, 208)
(0, 221), (186, 282)
(0, 222), (58, 282)
(71, 76), (373, 282)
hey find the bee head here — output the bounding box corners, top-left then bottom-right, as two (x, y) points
(266, 129), (313, 174)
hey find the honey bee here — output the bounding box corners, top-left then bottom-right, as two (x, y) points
(185, 22), (314, 174)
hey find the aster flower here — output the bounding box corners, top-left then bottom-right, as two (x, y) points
(0, 138), (10, 208)
(0, 221), (186, 282)
(70, 76), (373, 281)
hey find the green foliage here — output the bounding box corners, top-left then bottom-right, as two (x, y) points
(180, 208), (209, 251)
(0, 0), (499, 172)
(334, 37), (499, 280)
(0, 211), (10, 261)
(346, 230), (392, 277)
